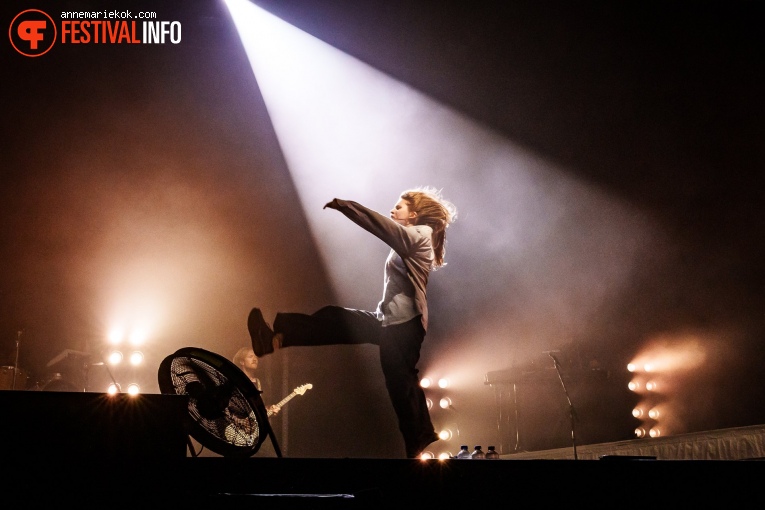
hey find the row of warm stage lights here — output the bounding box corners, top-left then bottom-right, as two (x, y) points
(420, 375), (451, 405)
(419, 376), (461, 460)
(100, 327), (149, 396)
(627, 362), (666, 439)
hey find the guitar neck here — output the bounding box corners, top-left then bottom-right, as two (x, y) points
(275, 391), (298, 409)
(267, 384), (312, 417)
(267, 391), (298, 417)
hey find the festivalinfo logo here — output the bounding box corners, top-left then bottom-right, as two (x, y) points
(9, 8), (182, 57)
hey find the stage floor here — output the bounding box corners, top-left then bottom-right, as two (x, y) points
(7, 455), (765, 507)
(3, 391), (765, 507)
(500, 422), (765, 461)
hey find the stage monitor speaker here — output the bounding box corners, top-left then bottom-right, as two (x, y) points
(0, 390), (189, 461)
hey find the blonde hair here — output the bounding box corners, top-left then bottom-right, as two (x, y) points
(233, 347), (254, 367)
(400, 186), (457, 268)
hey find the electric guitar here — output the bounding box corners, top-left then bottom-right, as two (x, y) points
(268, 383), (312, 416)
(224, 383), (313, 446)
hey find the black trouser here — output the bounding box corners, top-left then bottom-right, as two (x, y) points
(273, 305), (435, 456)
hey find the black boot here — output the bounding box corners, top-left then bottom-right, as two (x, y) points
(248, 308), (274, 357)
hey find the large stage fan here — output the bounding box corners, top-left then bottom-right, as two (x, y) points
(157, 346), (282, 458)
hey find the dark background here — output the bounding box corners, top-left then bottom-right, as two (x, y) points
(2, 0), (763, 457)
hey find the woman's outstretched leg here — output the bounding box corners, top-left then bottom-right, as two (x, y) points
(249, 305), (381, 356)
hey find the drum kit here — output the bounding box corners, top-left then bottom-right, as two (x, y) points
(0, 329), (28, 390)
(0, 365), (83, 391)
(0, 365), (29, 390)
(0, 330), (86, 392)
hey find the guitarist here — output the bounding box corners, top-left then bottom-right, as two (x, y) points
(232, 347), (281, 416)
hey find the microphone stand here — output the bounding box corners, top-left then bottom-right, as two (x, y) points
(87, 353), (121, 393)
(12, 330), (22, 390)
(547, 352), (578, 460)
(101, 360), (121, 393)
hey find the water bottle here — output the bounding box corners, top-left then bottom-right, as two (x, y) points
(485, 446), (500, 459)
(470, 445), (486, 459)
(455, 445), (471, 459)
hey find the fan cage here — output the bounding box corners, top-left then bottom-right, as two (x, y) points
(158, 347), (276, 458)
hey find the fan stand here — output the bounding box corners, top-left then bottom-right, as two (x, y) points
(158, 346), (282, 458)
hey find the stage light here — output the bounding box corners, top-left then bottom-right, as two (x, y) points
(646, 380), (658, 391)
(438, 452), (452, 460)
(107, 328), (124, 345)
(635, 427), (646, 438)
(420, 451), (435, 460)
(438, 429), (453, 441)
(648, 408), (660, 419)
(107, 383), (120, 395)
(438, 378), (449, 389)
(107, 350), (123, 365)
(127, 383), (141, 396)
(632, 407), (644, 418)
(627, 363), (637, 372)
(628, 380), (640, 391)
(420, 377), (432, 388)
(128, 327), (148, 346)
(426, 397), (433, 409)
(439, 397), (452, 409)
(129, 351), (144, 366)
(649, 427), (661, 438)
